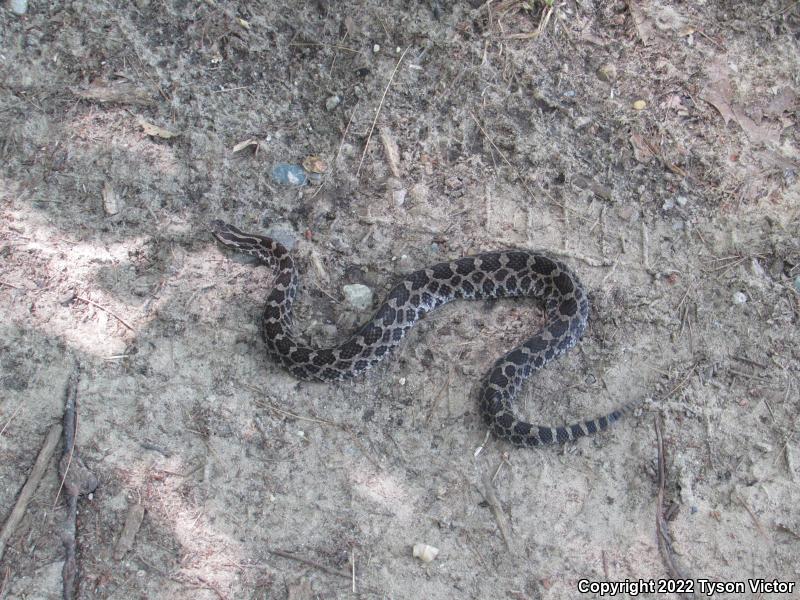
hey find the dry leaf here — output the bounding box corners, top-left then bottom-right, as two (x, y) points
(764, 87), (798, 119)
(626, 0), (654, 46)
(232, 138), (260, 153)
(700, 82), (735, 125)
(731, 107), (780, 145)
(630, 133), (656, 163)
(137, 118), (178, 139)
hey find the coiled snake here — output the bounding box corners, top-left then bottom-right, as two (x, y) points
(210, 220), (632, 448)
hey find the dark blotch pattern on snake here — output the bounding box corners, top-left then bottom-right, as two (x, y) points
(210, 220), (633, 448)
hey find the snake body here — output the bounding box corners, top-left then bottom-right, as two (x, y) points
(210, 220), (630, 447)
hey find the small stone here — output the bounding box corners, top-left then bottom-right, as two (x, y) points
(596, 63), (617, 82)
(574, 116), (593, 129)
(373, 44), (380, 53)
(392, 188), (407, 207)
(412, 543), (439, 563)
(633, 99), (647, 110)
(302, 155), (327, 174)
(794, 276), (800, 293)
(325, 95), (340, 111)
(732, 291), (747, 304)
(675, 195), (689, 207)
(58, 290), (76, 306)
(8, 0), (28, 14)
(662, 198), (675, 210)
(102, 181), (123, 216)
(343, 284), (373, 310)
(444, 176), (462, 190)
(264, 222), (298, 250)
(399, 377), (406, 386)
(271, 163), (308, 186)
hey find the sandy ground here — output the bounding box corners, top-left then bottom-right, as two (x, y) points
(1, 1), (799, 598)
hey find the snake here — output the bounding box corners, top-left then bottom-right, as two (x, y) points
(210, 220), (632, 448)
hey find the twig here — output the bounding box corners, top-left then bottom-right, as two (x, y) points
(0, 424), (62, 562)
(287, 41), (360, 53)
(0, 401), (24, 438)
(480, 472), (512, 551)
(268, 548), (351, 579)
(641, 221), (650, 272)
(54, 372), (79, 508)
(548, 248), (616, 268)
(0, 565), (9, 598)
(425, 368), (452, 425)
(60, 371), (80, 600)
(351, 547), (356, 593)
(74, 296), (135, 331)
(250, 389), (383, 472)
(355, 47), (410, 180)
(654, 416), (695, 596)
(333, 100), (359, 177)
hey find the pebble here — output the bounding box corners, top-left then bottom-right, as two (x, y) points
(325, 95), (340, 111)
(573, 115), (593, 129)
(263, 222), (298, 250)
(732, 291), (747, 304)
(392, 188), (407, 207)
(412, 543), (439, 563)
(794, 276), (800, 293)
(676, 195), (689, 207)
(662, 198), (675, 210)
(373, 44), (380, 53)
(271, 163), (308, 186)
(633, 99), (647, 110)
(343, 284), (373, 310)
(102, 181), (123, 216)
(8, 0), (27, 14)
(58, 289), (76, 306)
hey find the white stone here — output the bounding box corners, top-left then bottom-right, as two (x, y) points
(343, 284), (373, 310)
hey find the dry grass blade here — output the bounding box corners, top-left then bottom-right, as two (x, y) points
(355, 47), (410, 180)
(654, 416), (697, 598)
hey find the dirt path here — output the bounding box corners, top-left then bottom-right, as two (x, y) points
(1, 1), (798, 598)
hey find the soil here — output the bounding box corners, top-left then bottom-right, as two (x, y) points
(1, 1), (799, 599)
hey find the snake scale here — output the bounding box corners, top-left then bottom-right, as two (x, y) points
(210, 220), (632, 448)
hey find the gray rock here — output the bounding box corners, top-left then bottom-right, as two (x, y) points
(325, 95), (340, 111)
(343, 284), (373, 310)
(264, 222), (298, 250)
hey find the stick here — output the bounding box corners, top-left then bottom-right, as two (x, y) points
(480, 472), (512, 551)
(74, 296), (135, 331)
(61, 371), (80, 600)
(268, 548), (351, 579)
(355, 47), (409, 180)
(654, 417), (696, 597)
(0, 424), (62, 562)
